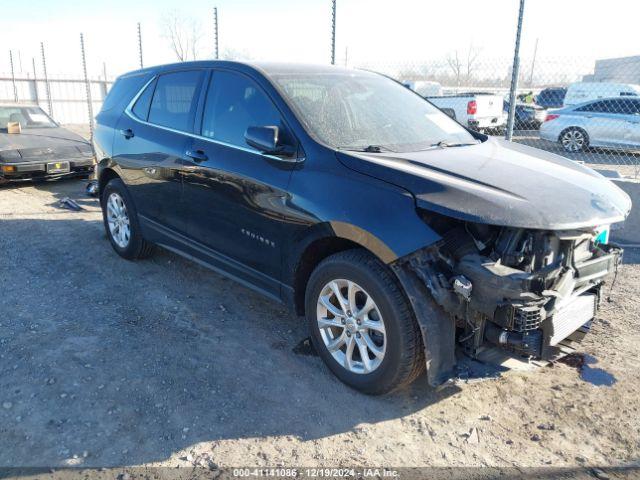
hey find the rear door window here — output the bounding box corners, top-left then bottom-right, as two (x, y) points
(577, 101), (607, 113)
(148, 70), (204, 132)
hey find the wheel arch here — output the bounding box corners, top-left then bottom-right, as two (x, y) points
(288, 219), (438, 316)
(291, 234), (363, 315)
(97, 164), (123, 202)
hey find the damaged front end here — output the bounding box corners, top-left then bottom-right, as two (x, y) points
(392, 215), (623, 387)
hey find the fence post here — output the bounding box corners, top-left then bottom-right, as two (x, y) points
(330, 0), (336, 65)
(31, 57), (39, 106)
(528, 38), (538, 87)
(9, 50), (18, 102)
(137, 22), (144, 68)
(214, 7), (219, 60)
(80, 33), (94, 140)
(505, 0), (526, 141)
(41, 42), (53, 117)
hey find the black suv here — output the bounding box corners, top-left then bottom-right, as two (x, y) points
(95, 61), (630, 394)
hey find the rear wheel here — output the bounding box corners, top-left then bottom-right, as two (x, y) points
(101, 178), (155, 260)
(305, 249), (424, 395)
(560, 127), (589, 153)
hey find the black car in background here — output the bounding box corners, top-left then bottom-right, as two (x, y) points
(93, 61), (629, 394)
(0, 104), (94, 182)
(535, 87), (567, 109)
(503, 100), (548, 129)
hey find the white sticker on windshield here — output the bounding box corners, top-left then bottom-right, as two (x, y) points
(29, 113), (50, 123)
(425, 113), (460, 133)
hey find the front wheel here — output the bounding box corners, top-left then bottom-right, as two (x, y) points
(305, 250), (424, 394)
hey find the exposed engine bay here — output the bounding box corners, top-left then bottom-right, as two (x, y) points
(393, 214), (623, 386)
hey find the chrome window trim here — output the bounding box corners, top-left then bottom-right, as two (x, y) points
(124, 73), (303, 163)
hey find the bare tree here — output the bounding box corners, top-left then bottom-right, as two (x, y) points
(466, 44), (481, 82)
(446, 45), (482, 86)
(161, 11), (203, 62)
(446, 51), (462, 86)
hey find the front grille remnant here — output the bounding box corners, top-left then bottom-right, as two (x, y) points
(513, 304), (543, 332)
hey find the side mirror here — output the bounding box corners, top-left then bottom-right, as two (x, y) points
(245, 125), (297, 159)
(244, 126), (279, 153)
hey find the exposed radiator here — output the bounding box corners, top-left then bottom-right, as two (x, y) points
(548, 294), (597, 346)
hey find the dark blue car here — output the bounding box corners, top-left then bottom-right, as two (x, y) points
(503, 100), (548, 129)
(93, 61), (629, 394)
(535, 87), (567, 109)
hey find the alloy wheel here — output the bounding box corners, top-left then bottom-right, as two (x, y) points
(561, 129), (586, 152)
(106, 192), (131, 249)
(316, 279), (386, 374)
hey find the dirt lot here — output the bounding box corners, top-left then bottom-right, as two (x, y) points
(0, 178), (639, 476)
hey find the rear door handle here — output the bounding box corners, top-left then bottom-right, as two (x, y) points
(185, 149), (208, 162)
(120, 128), (134, 139)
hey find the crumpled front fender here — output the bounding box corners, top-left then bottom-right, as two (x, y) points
(391, 258), (457, 387)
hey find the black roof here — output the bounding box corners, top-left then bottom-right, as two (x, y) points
(119, 60), (361, 80)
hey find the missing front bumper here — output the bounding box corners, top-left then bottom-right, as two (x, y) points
(392, 242), (622, 386)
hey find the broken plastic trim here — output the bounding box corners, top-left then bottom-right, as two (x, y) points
(391, 248), (458, 387)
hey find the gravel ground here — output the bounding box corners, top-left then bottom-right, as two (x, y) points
(1, 178), (639, 476)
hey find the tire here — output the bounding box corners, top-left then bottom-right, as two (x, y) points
(101, 177), (155, 260)
(560, 127), (589, 153)
(305, 249), (424, 395)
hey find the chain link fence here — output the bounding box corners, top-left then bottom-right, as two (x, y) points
(353, 56), (640, 176)
(1, 2), (639, 177)
(0, 73), (112, 126)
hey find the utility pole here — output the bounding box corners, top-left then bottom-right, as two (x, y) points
(214, 7), (219, 59)
(80, 33), (94, 139)
(528, 37), (538, 87)
(330, 0), (336, 65)
(9, 50), (18, 102)
(505, 0), (526, 141)
(32, 57), (39, 105)
(137, 22), (144, 68)
(41, 42), (53, 116)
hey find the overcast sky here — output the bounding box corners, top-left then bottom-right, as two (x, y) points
(0, 0), (637, 79)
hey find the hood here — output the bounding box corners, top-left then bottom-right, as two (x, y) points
(337, 137), (632, 230)
(0, 127), (92, 163)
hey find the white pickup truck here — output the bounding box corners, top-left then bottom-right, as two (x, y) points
(427, 92), (506, 134)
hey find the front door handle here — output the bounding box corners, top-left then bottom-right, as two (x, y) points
(120, 128), (134, 139)
(185, 149), (208, 162)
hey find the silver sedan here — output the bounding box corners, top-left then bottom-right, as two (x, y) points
(539, 97), (640, 153)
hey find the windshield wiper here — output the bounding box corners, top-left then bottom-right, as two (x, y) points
(431, 140), (478, 149)
(338, 144), (391, 153)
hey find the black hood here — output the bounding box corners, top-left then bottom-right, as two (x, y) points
(337, 137), (631, 230)
(0, 127), (91, 163)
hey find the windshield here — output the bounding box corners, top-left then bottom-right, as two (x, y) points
(0, 106), (57, 130)
(272, 70), (478, 152)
